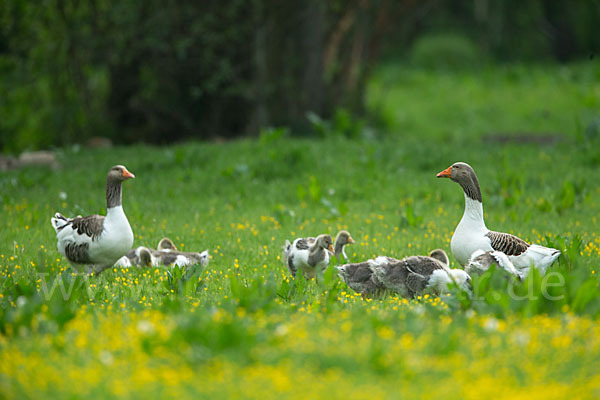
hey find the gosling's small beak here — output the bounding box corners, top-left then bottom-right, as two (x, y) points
(348, 237), (355, 244)
(122, 168), (135, 179)
(436, 166), (452, 178)
(328, 244), (334, 253)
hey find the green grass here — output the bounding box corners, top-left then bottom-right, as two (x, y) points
(369, 62), (600, 140)
(1, 63), (600, 399)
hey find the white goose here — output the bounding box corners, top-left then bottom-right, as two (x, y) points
(437, 162), (560, 276)
(283, 234), (334, 279)
(51, 165), (135, 274)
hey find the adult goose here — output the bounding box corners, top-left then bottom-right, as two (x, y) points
(437, 162), (561, 276)
(284, 234), (334, 279)
(51, 165), (135, 274)
(370, 250), (471, 298)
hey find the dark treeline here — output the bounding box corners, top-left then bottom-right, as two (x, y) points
(0, 0), (598, 152)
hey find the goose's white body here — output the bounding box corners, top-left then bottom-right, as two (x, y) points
(90, 206), (134, 264)
(53, 206), (134, 272)
(439, 162), (561, 277)
(451, 195), (490, 266)
(513, 245), (562, 274)
(452, 191), (560, 276)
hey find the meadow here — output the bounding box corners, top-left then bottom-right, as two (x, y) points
(1, 62), (600, 399)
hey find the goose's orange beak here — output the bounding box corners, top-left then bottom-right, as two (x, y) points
(122, 168), (135, 179)
(328, 244), (335, 253)
(436, 166), (452, 178)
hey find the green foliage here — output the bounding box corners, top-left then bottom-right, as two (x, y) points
(259, 127), (290, 145)
(307, 108), (367, 139)
(558, 180), (576, 213)
(0, 1), (395, 152)
(0, 271), (87, 335)
(162, 266), (204, 297)
(229, 274), (278, 313)
(401, 203), (423, 228)
(367, 63), (600, 144)
(544, 234), (583, 271)
(410, 33), (482, 70)
(465, 258), (600, 318)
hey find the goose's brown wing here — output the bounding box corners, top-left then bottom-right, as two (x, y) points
(485, 231), (529, 256)
(70, 215), (105, 241)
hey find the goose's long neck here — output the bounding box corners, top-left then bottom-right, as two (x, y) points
(457, 169), (486, 230)
(106, 178), (123, 209)
(334, 241), (345, 258)
(459, 171), (482, 203)
(461, 193), (486, 230)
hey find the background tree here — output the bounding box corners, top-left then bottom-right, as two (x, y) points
(0, 0), (598, 152)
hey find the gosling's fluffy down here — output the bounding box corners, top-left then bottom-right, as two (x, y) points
(114, 237), (209, 268)
(337, 249), (471, 298)
(466, 249), (525, 280)
(283, 234), (334, 279)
